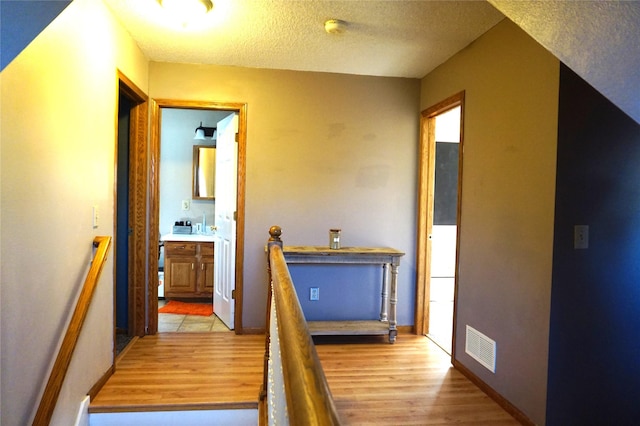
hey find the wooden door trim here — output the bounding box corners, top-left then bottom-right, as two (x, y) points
(148, 99), (247, 334)
(116, 70), (148, 342)
(415, 91), (465, 359)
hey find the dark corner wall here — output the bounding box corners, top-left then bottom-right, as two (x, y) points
(547, 64), (640, 424)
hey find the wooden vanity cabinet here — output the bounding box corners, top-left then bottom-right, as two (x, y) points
(164, 241), (214, 299)
(198, 243), (215, 294)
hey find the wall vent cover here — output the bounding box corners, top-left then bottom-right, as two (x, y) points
(465, 325), (496, 373)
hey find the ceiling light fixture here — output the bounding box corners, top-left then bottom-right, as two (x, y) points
(159, 0), (214, 27)
(324, 19), (347, 35)
(194, 122), (217, 141)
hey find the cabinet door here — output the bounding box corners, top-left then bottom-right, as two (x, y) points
(166, 257), (197, 294)
(199, 256), (215, 294)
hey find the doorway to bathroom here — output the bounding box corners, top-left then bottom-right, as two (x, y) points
(415, 91), (464, 357)
(158, 108), (224, 332)
(148, 99), (248, 335)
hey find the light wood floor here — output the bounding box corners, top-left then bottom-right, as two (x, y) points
(315, 335), (520, 425)
(91, 333), (519, 425)
(90, 333), (264, 412)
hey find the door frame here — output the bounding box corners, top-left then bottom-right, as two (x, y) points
(115, 70), (148, 341)
(415, 91), (465, 359)
(148, 99), (247, 334)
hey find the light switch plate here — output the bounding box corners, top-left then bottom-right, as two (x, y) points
(574, 225), (589, 249)
(92, 205), (99, 228)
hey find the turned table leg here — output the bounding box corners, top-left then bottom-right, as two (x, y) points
(380, 263), (389, 322)
(388, 263), (399, 343)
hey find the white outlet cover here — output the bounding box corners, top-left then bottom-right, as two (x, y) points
(310, 287), (319, 301)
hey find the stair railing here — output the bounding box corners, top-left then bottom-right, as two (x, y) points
(261, 226), (340, 425)
(32, 236), (112, 426)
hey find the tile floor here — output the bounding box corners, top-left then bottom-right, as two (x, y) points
(158, 299), (231, 333)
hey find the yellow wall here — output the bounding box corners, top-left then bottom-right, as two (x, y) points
(0, 0), (148, 423)
(421, 19), (559, 424)
(150, 62), (421, 329)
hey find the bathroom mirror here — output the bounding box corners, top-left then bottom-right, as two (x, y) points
(193, 145), (216, 200)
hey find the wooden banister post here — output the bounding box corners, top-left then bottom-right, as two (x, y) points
(268, 225), (283, 248)
(260, 226), (283, 407)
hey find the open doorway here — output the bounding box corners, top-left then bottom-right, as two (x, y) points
(115, 71), (148, 355)
(156, 108), (234, 333)
(415, 92), (464, 358)
(147, 99), (247, 335)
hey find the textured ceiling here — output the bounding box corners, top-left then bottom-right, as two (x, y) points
(102, 0), (504, 79)
(489, 0), (640, 124)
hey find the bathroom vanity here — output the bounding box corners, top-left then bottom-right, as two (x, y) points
(162, 234), (215, 300)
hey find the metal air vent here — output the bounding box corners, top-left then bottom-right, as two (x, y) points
(465, 325), (496, 373)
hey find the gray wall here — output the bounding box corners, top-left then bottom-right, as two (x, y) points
(421, 20), (559, 424)
(150, 62), (421, 329)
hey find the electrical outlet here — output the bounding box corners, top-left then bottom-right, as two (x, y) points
(310, 287), (319, 301)
(182, 199), (190, 211)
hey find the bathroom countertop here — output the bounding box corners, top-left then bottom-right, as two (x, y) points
(161, 233), (216, 242)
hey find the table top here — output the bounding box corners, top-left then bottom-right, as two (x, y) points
(283, 246), (404, 256)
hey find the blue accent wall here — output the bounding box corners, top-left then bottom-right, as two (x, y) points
(1, 1), (71, 70)
(289, 264), (383, 321)
(115, 94), (133, 331)
(547, 64), (640, 424)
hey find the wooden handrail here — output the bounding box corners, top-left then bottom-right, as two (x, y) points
(32, 236), (112, 426)
(263, 226), (340, 425)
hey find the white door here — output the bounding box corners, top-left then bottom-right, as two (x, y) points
(213, 113), (238, 329)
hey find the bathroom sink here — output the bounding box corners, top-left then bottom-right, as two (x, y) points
(161, 233), (216, 242)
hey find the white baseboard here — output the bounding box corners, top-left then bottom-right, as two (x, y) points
(89, 409), (258, 426)
(74, 395), (91, 426)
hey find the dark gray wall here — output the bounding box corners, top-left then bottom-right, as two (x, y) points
(547, 64), (640, 424)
